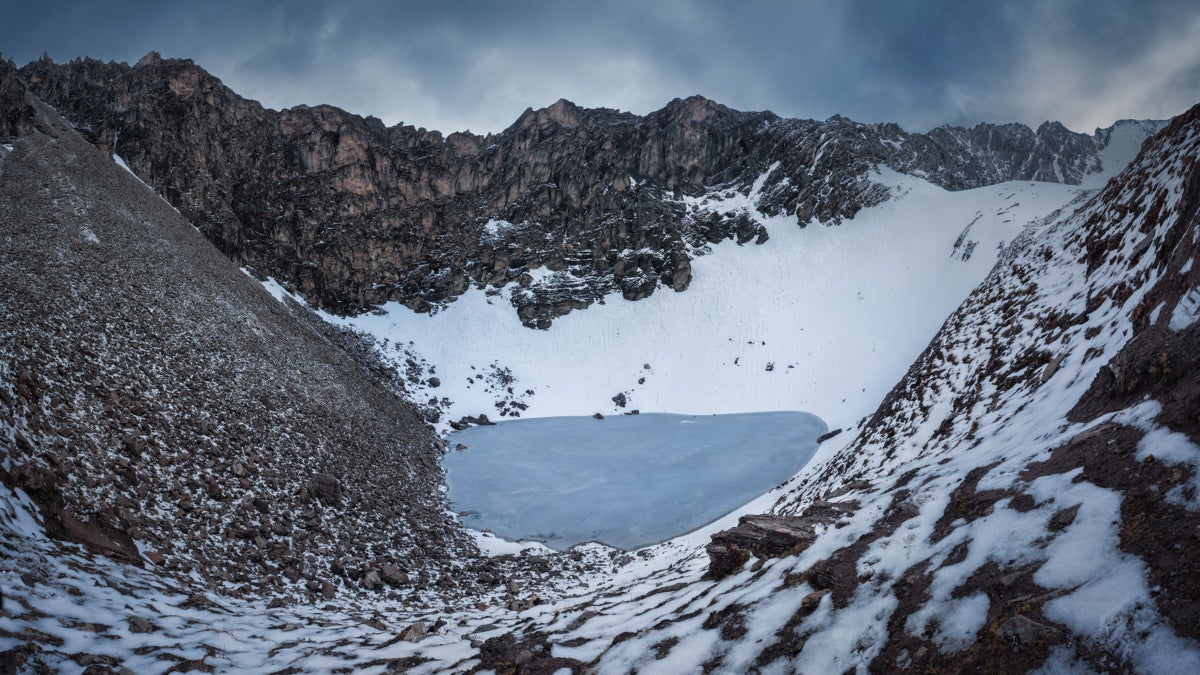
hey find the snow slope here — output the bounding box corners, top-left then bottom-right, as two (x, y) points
(326, 168), (1093, 436)
(1080, 119), (1165, 189)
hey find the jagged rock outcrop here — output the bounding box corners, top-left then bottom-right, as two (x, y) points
(17, 54), (1158, 327)
(705, 500), (857, 579)
(0, 57), (37, 137)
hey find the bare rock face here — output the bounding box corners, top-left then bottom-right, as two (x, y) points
(17, 54), (1153, 328)
(0, 57), (38, 137)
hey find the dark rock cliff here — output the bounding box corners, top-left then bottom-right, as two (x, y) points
(18, 53), (1157, 327)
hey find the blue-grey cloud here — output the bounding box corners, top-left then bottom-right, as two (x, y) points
(3, 0), (1199, 133)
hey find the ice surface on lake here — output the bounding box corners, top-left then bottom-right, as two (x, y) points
(443, 411), (826, 550)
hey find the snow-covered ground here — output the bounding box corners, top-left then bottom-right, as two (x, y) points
(450, 109), (1200, 673)
(322, 168), (1091, 438)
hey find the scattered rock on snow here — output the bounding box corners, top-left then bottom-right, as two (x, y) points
(127, 616), (158, 634)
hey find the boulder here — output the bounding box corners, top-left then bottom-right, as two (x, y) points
(400, 621), (428, 643)
(308, 473), (343, 507)
(705, 500), (857, 580)
(127, 616), (158, 634)
(476, 632), (584, 673)
(816, 428), (843, 444)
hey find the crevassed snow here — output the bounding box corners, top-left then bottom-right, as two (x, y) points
(327, 169), (1085, 435)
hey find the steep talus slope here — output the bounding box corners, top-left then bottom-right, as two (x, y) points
(0, 70), (471, 601)
(486, 103), (1200, 672)
(18, 53), (1157, 327)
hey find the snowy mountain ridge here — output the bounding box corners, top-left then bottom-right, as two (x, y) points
(1, 51), (1198, 673)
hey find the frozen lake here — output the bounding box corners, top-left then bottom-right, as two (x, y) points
(443, 411), (826, 550)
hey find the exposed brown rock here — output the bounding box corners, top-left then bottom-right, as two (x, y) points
(474, 632), (584, 674)
(307, 473), (343, 507)
(705, 500), (856, 579)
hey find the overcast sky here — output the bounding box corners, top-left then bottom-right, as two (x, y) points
(4, 0), (1200, 134)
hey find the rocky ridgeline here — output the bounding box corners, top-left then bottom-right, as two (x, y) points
(17, 53), (1151, 327)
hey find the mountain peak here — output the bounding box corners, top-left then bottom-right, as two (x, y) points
(659, 94), (730, 123)
(514, 97), (584, 130)
(135, 51), (162, 68)
(13, 55), (1167, 323)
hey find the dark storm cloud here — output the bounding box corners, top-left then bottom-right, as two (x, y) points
(4, 1), (1200, 133)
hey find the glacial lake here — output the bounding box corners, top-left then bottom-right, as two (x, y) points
(443, 411), (826, 551)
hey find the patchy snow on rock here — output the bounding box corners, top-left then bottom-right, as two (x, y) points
(1170, 286), (1200, 332)
(482, 217), (519, 241)
(328, 168), (1086, 437)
